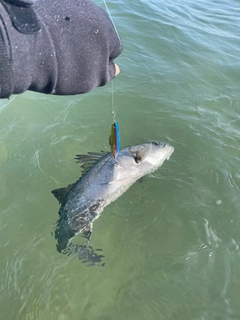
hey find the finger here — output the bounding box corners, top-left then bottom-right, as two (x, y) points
(114, 63), (120, 76)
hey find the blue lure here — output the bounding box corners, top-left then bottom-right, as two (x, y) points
(109, 121), (120, 158)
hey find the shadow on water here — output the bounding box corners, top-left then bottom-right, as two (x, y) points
(53, 214), (105, 267)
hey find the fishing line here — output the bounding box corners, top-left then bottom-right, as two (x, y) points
(103, 0), (121, 158)
(103, 0), (119, 120)
(111, 80), (116, 121)
(103, 0), (121, 42)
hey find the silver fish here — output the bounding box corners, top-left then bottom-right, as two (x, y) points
(52, 141), (174, 264)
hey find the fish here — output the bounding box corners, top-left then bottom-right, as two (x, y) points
(52, 141), (174, 265)
(109, 121), (120, 158)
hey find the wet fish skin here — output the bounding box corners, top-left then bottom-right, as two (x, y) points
(52, 141), (174, 263)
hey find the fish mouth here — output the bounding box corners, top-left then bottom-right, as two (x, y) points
(166, 146), (174, 160)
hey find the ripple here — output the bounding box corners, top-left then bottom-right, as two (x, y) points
(0, 0), (239, 319)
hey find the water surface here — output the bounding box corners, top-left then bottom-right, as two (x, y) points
(0, 0), (240, 319)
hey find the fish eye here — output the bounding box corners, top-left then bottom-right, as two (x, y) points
(152, 141), (166, 147)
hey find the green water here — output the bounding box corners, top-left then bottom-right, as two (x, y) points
(0, 0), (240, 319)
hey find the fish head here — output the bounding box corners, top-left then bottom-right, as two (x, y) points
(126, 141), (174, 174)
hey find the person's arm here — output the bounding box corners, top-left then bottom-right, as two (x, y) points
(0, 0), (123, 98)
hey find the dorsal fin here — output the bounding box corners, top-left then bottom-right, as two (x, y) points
(51, 183), (75, 204)
(75, 151), (109, 177)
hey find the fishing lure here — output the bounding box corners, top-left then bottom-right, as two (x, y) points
(109, 120), (120, 158)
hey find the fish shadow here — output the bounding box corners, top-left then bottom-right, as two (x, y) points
(63, 242), (105, 267)
(54, 218), (105, 267)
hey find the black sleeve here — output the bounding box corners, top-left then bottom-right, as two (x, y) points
(0, 0), (123, 97)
